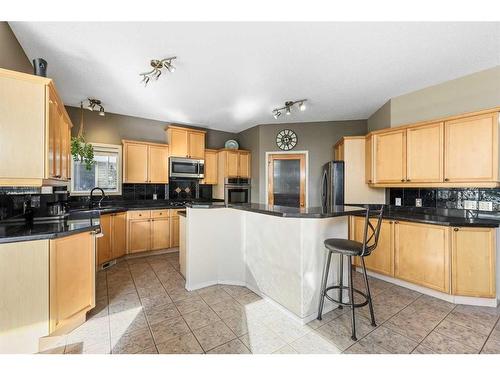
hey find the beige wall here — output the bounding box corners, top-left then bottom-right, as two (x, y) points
(367, 100), (391, 132)
(66, 106), (238, 149)
(0, 22), (31, 74)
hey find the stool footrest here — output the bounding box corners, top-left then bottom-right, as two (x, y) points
(323, 285), (369, 308)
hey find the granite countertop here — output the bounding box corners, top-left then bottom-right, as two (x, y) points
(230, 203), (366, 218)
(351, 206), (500, 228)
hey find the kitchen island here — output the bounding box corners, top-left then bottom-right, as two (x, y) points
(181, 204), (366, 322)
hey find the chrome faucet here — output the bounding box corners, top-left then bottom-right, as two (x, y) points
(89, 187), (106, 209)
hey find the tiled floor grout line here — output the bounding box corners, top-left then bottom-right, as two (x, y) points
(478, 312), (500, 353)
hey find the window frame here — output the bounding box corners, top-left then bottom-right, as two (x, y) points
(70, 142), (122, 196)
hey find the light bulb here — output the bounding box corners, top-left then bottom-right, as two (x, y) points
(286, 107), (291, 115)
(299, 102), (306, 111)
(169, 64), (176, 72)
(99, 108), (105, 117)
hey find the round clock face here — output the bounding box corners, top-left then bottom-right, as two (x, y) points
(276, 129), (298, 151)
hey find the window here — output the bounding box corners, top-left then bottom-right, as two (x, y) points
(71, 143), (122, 195)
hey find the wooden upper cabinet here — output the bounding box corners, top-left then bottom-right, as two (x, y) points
(148, 145), (169, 183)
(444, 113), (498, 182)
(334, 140), (345, 161)
(451, 227), (496, 298)
(394, 221), (450, 293)
(203, 149), (218, 184)
(365, 135), (374, 184)
(226, 151), (239, 177)
(49, 231), (95, 334)
(123, 140), (168, 184)
(238, 151), (251, 178)
(406, 122), (444, 183)
(373, 129), (406, 183)
(166, 126), (206, 159)
(123, 142), (148, 183)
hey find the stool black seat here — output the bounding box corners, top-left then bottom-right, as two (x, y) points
(317, 206), (384, 341)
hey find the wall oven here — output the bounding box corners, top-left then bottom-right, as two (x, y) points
(224, 178), (251, 205)
(169, 157), (204, 179)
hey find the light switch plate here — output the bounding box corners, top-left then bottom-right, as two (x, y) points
(395, 197), (402, 206)
(479, 201), (493, 211)
(464, 200), (478, 210)
(41, 186), (53, 194)
(415, 198), (422, 207)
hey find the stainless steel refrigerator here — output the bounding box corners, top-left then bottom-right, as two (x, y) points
(321, 161), (344, 208)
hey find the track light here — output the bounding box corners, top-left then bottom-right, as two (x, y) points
(140, 57), (177, 86)
(272, 99), (307, 119)
(82, 98), (105, 116)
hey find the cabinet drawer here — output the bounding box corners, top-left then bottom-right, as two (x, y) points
(128, 210), (151, 220)
(152, 209), (169, 218)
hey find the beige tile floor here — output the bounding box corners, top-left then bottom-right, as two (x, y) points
(41, 252), (500, 354)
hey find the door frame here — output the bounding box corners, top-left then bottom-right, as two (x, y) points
(265, 151), (309, 207)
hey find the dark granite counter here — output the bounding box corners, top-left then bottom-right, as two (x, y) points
(229, 203), (366, 218)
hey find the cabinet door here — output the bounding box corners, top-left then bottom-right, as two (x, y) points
(96, 214), (112, 265)
(48, 89), (58, 179)
(406, 122), (444, 183)
(112, 213), (127, 259)
(148, 145), (169, 183)
(365, 135), (374, 184)
(152, 217), (170, 250)
(171, 216), (180, 247)
(334, 141), (344, 161)
(128, 219), (151, 253)
(60, 119), (71, 181)
(49, 231), (95, 334)
(351, 216), (394, 276)
(203, 150), (218, 184)
(238, 152), (251, 178)
(451, 227), (496, 298)
(395, 221), (450, 293)
(226, 151), (239, 177)
(444, 113), (498, 182)
(124, 142), (149, 183)
(374, 130), (406, 183)
(169, 128), (189, 158)
(188, 132), (205, 159)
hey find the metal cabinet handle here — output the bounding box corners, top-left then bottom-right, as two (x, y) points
(444, 178), (449, 182)
(368, 179), (372, 183)
(406, 179), (411, 182)
(401, 179), (405, 182)
(454, 228), (459, 231)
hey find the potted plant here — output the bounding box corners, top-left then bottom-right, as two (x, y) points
(71, 103), (95, 171)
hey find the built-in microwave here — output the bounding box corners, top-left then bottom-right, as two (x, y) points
(224, 178), (251, 205)
(169, 157), (205, 179)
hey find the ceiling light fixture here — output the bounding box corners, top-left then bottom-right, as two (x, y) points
(82, 98), (105, 116)
(140, 57), (177, 86)
(272, 99), (307, 119)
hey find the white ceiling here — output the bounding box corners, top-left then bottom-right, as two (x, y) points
(10, 22), (500, 133)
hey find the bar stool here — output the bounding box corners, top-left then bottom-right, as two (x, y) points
(316, 206), (384, 341)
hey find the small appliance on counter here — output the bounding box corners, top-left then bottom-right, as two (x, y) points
(321, 161), (344, 208)
(169, 157), (204, 179)
(224, 178), (251, 205)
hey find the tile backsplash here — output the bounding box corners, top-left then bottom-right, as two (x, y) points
(388, 188), (500, 211)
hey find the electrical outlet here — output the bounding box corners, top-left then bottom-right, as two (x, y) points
(479, 201), (493, 211)
(415, 198), (422, 207)
(153, 193), (158, 200)
(464, 200), (478, 210)
(395, 197), (402, 206)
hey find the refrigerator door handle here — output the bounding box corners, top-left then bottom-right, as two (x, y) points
(321, 168), (328, 207)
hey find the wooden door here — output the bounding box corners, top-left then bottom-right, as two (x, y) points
(96, 214), (112, 265)
(128, 219), (151, 253)
(351, 216), (394, 277)
(238, 152), (251, 178)
(267, 153), (306, 208)
(374, 130), (406, 183)
(112, 213), (127, 259)
(444, 113), (498, 182)
(203, 150), (218, 184)
(124, 142), (148, 183)
(49, 232), (95, 334)
(395, 221), (450, 293)
(406, 122), (444, 183)
(169, 128), (189, 158)
(171, 216), (180, 247)
(188, 132), (205, 159)
(451, 227), (496, 298)
(226, 151), (239, 177)
(152, 217), (170, 250)
(148, 145), (169, 183)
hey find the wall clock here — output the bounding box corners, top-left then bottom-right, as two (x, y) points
(276, 129), (298, 151)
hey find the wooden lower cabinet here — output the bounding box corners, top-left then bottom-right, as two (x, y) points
(112, 212), (127, 258)
(97, 214), (112, 264)
(451, 227), (496, 298)
(97, 212), (127, 265)
(127, 209), (175, 253)
(171, 216), (180, 247)
(350, 216), (394, 277)
(128, 218), (151, 253)
(49, 231), (95, 334)
(395, 221), (450, 293)
(152, 217), (171, 250)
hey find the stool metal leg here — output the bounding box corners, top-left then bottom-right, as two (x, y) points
(317, 250), (332, 320)
(361, 257), (377, 327)
(347, 256), (357, 341)
(337, 254), (344, 310)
